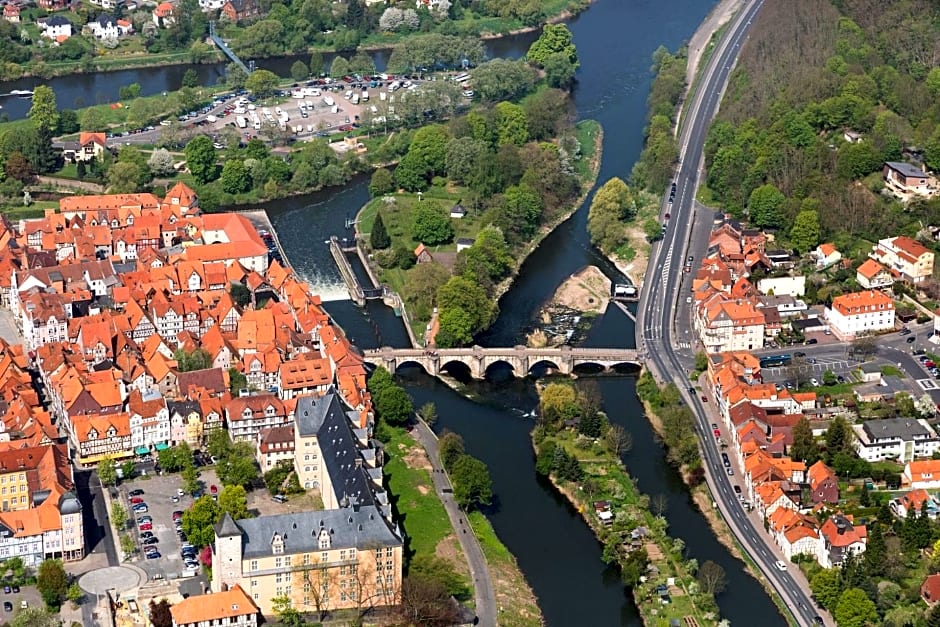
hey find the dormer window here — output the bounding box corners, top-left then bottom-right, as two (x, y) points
(271, 532), (284, 554)
(318, 527), (330, 550)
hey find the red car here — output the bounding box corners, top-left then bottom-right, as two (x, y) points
(210, 484), (218, 496)
(926, 361), (936, 368)
(138, 523), (152, 531)
(701, 395), (708, 402)
(713, 429), (720, 437)
(130, 496), (143, 504)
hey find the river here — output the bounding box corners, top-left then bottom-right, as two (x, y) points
(27, 0), (786, 623)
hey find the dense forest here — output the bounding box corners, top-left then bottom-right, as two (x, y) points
(701, 0), (940, 251)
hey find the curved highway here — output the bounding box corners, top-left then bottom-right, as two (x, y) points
(636, 1), (824, 625)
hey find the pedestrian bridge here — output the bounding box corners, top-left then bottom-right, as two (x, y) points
(362, 346), (642, 379)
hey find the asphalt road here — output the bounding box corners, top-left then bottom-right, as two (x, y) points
(74, 469), (118, 568)
(409, 421), (496, 626)
(635, 1), (828, 625)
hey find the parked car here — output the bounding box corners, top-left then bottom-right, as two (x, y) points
(142, 537), (159, 545)
(172, 510), (184, 520)
(733, 485), (742, 494)
(133, 505), (149, 514)
(128, 489), (144, 497)
(138, 523), (152, 532)
(140, 531), (154, 539)
(2, 586), (9, 594)
(145, 551), (161, 560)
(11, 586), (18, 594)
(810, 378), (819, 386)
(3, 601), (11, 612)
(701, 395), (708, 402)
(726, 468), (734, 476)
(130, 496), (143, 504)
(210, 485), (218, 496)
(907, 336), (917, 343)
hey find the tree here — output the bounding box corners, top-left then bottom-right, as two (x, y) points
(470, 59), (536, 102)
(450, 454), (492, 510)
(173, 348), (212, 372)
(181, 495), (221, 548)
(399, 574), (461, 627)
(824, 416), (853, 459)
(370, 211), (391, 250)
(216, 442), (260, 487)
(438, 432), (465, 472)
(419, 401), (437, 427)
(367, 366), (396, 395)
(119, 83), (142, 100)
(184, 135), (218, 184)
(98, 457), (117, 487)
(290, 60), (309, 81)
(37, 559), (67, 610)
(494, 101), (529, 147)
(524, 89), (572, 141)
(181, 465), (199, 495)
(245, 69), (279, 97)
(540, 383), (579, 423)
(412, 203), (454, 245)
(57, 109), (80, 135)
(588, 176), (636, 252)
(395, 151), (430, 191)
(181, 69), (199, 89)
(435, 275), (496, 347)
(810, 568), (842, 611)
(330, 55), (350, 78)
(148, 599), (173, 627)
(28, 85), (58, 134)
(5, 151), (31, 183)
(76, 161), (86, 180)
(369, 168), (394, 197)
(228, 367), (248, 395)
(148, 148), (176, 176)
(604, 423), (633, 455)
(834, 587), (878, 627)
(111, 502), (128, 531)
(108, 162), (145, 194)
(790, 209), (820, 253)
(221, 159), (251, 194)
(271, 595), (303, 627)
(544, 52), (578, 89)
(527, 24), (578, 68)
(789, 418), (818, 464)
(11, 608), (59, 627)
(456, 226), (511, 287)
(696, 560), (727, 595)
(218, 485), (250, 520)
(747, 184), (786, 228)
(864, 523), (885, 577)
(410, 555), (467, 598)
(67, 582), (83, 608)
(445, 137), (487, 184)
(374, 385), (414, 427)
(409, 124), (450, 177)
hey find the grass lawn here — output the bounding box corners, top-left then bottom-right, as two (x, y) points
(573, 119), (601, 182)
(0, 203), (53, 221)
(382, 427), (460, 563)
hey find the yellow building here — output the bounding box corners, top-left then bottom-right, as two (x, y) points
(211, 508), (402, 616)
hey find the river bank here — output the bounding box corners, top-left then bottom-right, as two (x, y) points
(635, 373), (798, 624)
(530, 381), (721, 626)
(4, 1), (592, 83)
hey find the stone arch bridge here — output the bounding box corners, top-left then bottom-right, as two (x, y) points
(362, 346), (641, 380)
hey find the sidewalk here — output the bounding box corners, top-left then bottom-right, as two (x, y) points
(409, 420), (496, 626)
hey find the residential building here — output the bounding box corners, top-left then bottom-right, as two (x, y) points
(903, 459), (940, 490)
(855, 259), (894, 289)
(40, 16), (72, 39)
(198, 0), (225, 10)
(255, 425), (295, 473)
(756, 276), (805, 298)
(870, 235), (935, 284)
(225, 394), (290, 443)
(852, 417), (940, 463)
(72, 133), (107, 163)
(220, 0), (258, 21)
(825, 290), (895, 340)
(813, 243), (841, 269)
(3, 5), (21, 23)
(806, 460), (839, 504)
(884, 161), (937, 200)
(211, 508), (402, 615)
(0, 444), (83, 565)
(128, 388), (171, 454)
(153, 1), (175, 26)
(68, 412), (132, 465)
(768, 508), (820, 563)
(695, 295), (765, 353)
(890, 489), (940, 519)
(87, 14), (132, 39)
(170, 584), (259, 627)
(922, 574), (940, 607)
(819, 514), (866, 568)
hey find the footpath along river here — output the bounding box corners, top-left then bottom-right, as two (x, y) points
(11, 0), (789, 623)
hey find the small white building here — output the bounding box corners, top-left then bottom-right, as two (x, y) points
(40, 15), (73, 39)
(757, 275), (806, 298)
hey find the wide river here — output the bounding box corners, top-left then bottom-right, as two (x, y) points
(6, 1), (789, 624)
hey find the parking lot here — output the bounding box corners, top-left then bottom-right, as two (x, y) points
(760, 355), (861, 386)
(120, 468), (218, 581)
(0, 584), (40, 616)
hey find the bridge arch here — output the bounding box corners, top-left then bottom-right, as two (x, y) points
(483, 360), (515, 380)
(394, 360), (430, 376)
(528, 359), (563, 377)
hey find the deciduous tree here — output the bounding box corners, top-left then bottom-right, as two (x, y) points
(450, 454), (492, 510)
(369, 168), (394, 197)
(834, 588), (877, 627)
(696, 560), (727, 595)
(790, 209), (820, 253)
(218, 485), (250, 520)
(149, 599), (172, 627)
(181, 495), (221, 548)
(374, 385), (414, 427)
(37, 559), (67, 610)
(411, 203), (453, 245)
(184, 136), (218, 184)
(494, 101), (528, 147)
(290, 60), (309, 81)
(438, 432), (464, 472)
(98, 457), (117, 487)
(28, 85), (58, 134)
(435, 275), (495, 347)
(221, 159), (251, 194)
(244, 69), (279, 97)
(526, 24), (578, 68)
(747, 183), (786, 228)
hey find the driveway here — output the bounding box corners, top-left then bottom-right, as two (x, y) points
(0, 309), (22, 346)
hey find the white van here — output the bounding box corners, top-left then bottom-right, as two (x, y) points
(344, 90), (353, 100)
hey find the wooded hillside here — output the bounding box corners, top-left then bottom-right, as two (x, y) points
(705, 0), (940, 249)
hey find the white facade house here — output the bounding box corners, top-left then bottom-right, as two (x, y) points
(852, 417), (940, 463)
(825, 290), (895, 340)
(757, 275), (806, 298)
(40, 16), (73, 39)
